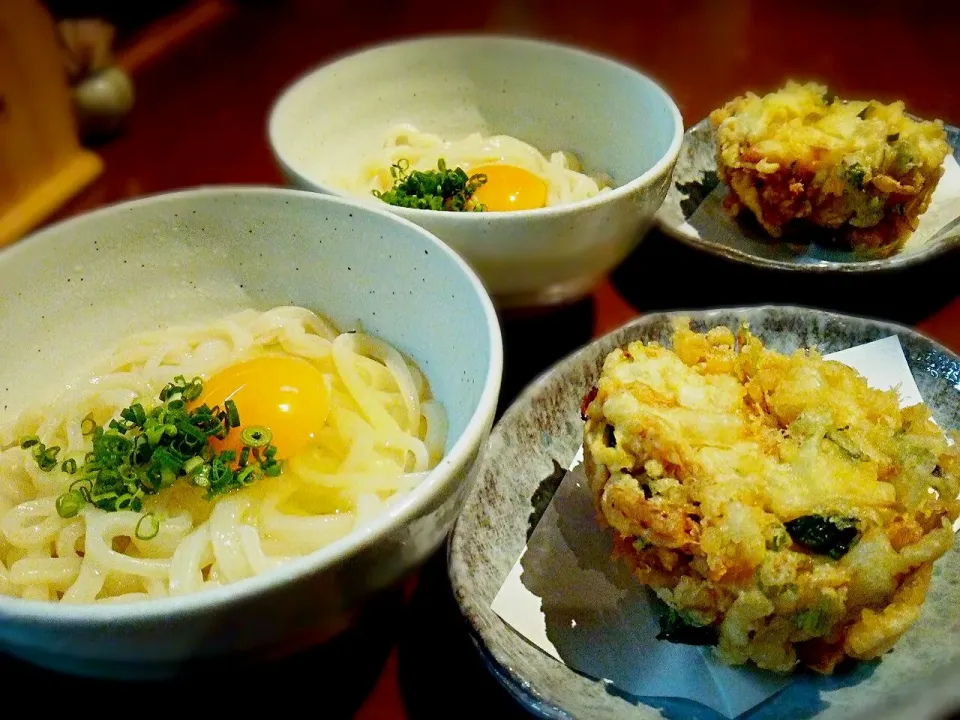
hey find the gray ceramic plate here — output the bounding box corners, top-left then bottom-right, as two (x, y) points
(655, 120), (960, 272)
(449, 306), (960, 720)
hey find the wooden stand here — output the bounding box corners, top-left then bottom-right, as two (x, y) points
(0, 0), (103, 248)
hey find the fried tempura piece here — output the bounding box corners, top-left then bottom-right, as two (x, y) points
(710, 81), (951, 255)
(582, 319), (960, 673)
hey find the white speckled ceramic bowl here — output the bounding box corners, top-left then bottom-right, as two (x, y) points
(450, 306), (960, 720)
(0, 187), (503, 680)
(267, 35), (683, 308)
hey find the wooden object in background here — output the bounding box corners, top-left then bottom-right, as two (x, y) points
(116, 0), (233, 75)
(0, 0), (103, 248)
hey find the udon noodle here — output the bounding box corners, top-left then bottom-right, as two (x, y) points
(0, 306), (447, 603)
(343, 123), (613, 207)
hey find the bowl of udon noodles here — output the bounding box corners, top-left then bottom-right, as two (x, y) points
(267, 35), (683, 308)
(0, 187), (502, 679)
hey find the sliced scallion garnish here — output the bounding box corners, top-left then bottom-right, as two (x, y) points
(21, 374), (284, 533)
(135, 512), (160, 540)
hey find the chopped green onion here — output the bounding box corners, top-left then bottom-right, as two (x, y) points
(21, 373), (280, 523)
(190, 464), (211, 488)
(135, 513), (160, 540)
(33, 444), (60, 471)
(120, 403), (147, 427)
(373, 157), (488, 212)
(145, 421), (165, 446)
(160, 375), (186, 402)
(152, 446), (184, 472)
(237, 465), (260, 486)
(224, 399), (240, 428)
(56, 490), (86, 518)
(80, 414), (97, 435)
(160, 467), (177, 488)
(69, 478), (93, 502)
(173, 421), (206, 450)
(69, 477), (92, 492)
(182, 378), (203, 402)
(241, 426), (272, 448)
(183, 456), (204, 474)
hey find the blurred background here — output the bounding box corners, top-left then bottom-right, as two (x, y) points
(26, 0), (960, 201)
(2, 0), (959, 717)
(38, 0), (959, 394)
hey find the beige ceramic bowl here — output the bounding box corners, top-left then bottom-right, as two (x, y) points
(0, 187), (502, 679)
(268, 35), (683, 308)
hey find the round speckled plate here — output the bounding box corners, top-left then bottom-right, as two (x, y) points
(449, 306), (960, 720)
(654, 119), (960, 272)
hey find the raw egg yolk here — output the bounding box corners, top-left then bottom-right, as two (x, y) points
(192, 356), (329, 460)
(471, 164), (548, 212)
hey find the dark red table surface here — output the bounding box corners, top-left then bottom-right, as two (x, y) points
(9, 0), (959, 716)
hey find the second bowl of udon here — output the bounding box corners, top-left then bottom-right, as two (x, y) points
(268, 35), (683, 308)
(0, 187), (502, 679)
